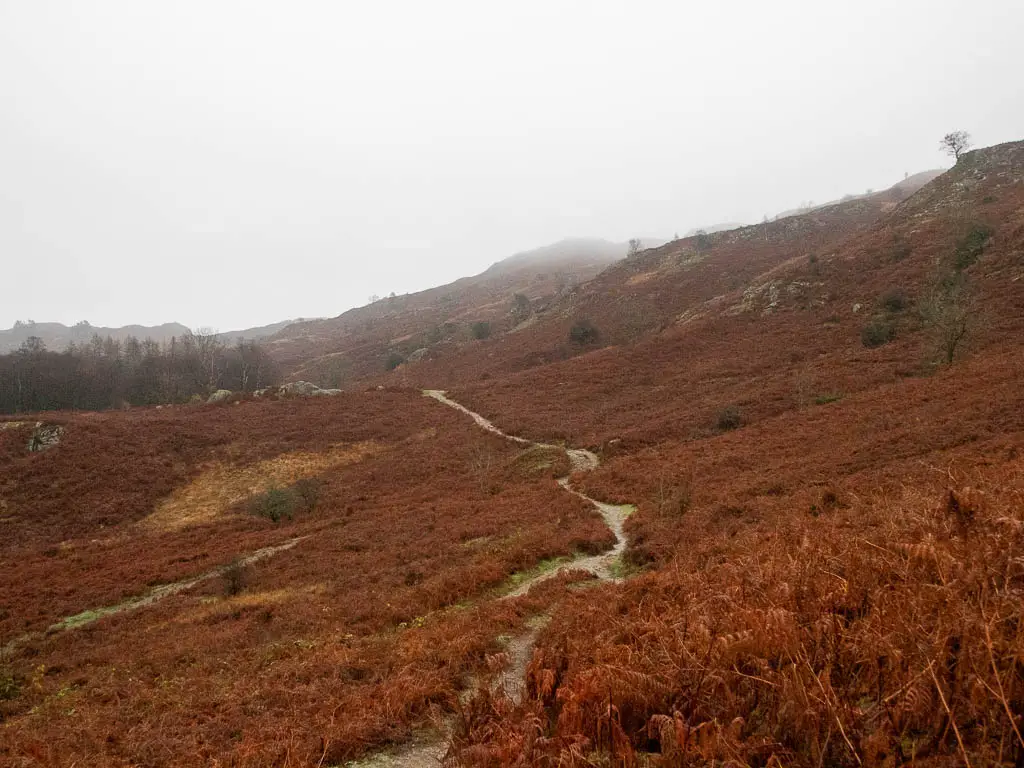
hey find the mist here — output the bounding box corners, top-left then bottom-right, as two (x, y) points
(2, 0), (1022, 331)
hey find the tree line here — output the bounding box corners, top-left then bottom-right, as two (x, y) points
(0, 330), (280, 414)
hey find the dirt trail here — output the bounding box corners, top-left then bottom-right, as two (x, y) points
(345, 392), (634, 767)
(3, 536), (308, 656)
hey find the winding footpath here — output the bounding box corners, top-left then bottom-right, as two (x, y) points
(7, 391), (632, 767)
(346, 392), (635, 767)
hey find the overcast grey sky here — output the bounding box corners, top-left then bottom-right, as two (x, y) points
(1, 0), (1022, 331)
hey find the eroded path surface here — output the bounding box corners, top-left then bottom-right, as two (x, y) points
(345, 392), (635, 767)
(425, 390), (632, 590)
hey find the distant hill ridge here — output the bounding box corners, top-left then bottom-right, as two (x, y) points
(0, 319), (302, 355)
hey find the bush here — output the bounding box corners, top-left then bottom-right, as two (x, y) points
(385, 351), (405, 371)
(470, 321), (491, 340)
(861, 318), (896, 348)
(654, 473), (693, 518)
(879, 289), (908, 313)
(0, 665), (19, 701)
(694, 230), (713, 252)
(953, 223), (993, 270)
(889, 234), (912, 262)
(247, 479), (321, 523)
(292, 478), (321, 511)
(568, 319), (599, 345)
(813, 392), (844, 405)
(222, 559), (247, 596)
(716, 405), (743, 431)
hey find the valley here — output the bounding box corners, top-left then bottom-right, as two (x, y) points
(2, 140), (1023, 766)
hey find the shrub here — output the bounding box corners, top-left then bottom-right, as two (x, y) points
(653, 473), (693, 518)
(861, 318), (896, 348)
(694, 230), (713, 252)
(292, 478), (322, 511)
(384, 351), (405, 371)
(813, 392), (844, 405)
(0, 671), (18, 701)
(716, 405), (743, 431)
(568, 319), (599, 345)
(879, 289), (908, 313)
(953, 223), (993, 270)
(889, 234), (912, 262)
(222, 559), (247, 596)
(470, 321), (491, 340)
(247, 480), (321, 524)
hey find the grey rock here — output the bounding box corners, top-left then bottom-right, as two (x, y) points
(278, 381), (321, 396)
(28, 424), (65, 452)
(407, 347), (429, 363)
(207, 389), (234, 404)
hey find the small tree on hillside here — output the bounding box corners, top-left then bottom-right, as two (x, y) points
(694, 229), (713, 253)
(510, 293), (532, 324)
(627, 238), (643, 258)
(920, 271), (974, 365)
(940, 131), (972, 162)
(569, 319), (599, 345)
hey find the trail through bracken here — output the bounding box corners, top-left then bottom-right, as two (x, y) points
(344, 392), (635, 767)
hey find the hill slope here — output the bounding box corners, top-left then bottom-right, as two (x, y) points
(264, 237), (636, 385)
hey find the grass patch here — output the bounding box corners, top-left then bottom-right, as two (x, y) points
(609, 555), (642, 580)
(144, 442), (377, 532)
(500, 556), (572, 594)
(813, 392), (844, 405)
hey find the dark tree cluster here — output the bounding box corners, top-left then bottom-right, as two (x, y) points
(0, 331), (280, 414)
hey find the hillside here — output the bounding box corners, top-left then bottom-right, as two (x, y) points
(2, 141), (1023, 767)
(442, 141), (1023, 443)
(410, 141), (1023, 766)
(387, 166), (945, 388)
(263, 237), (635, 386)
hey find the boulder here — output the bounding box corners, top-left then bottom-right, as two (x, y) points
(278, 381), (322, 396)
(207, 389), (234, 404)
(27, 424), (65, 452)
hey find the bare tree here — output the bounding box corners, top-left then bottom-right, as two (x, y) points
(627, 238), (643, 258)
(920, 272), (974, 364)
(940, 131), (972, 162)
(190, 327), (224, 393)
(235, 338), (271, 391)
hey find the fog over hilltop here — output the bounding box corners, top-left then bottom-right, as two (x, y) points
(2, 0), (1021, 331)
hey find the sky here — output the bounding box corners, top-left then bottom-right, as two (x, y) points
(1, 1), (1022, 332)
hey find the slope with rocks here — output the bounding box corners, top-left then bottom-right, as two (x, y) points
(264, 238), (633, 386)
(435, 142), (1024, 765)
(392, 168), (943, 389)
